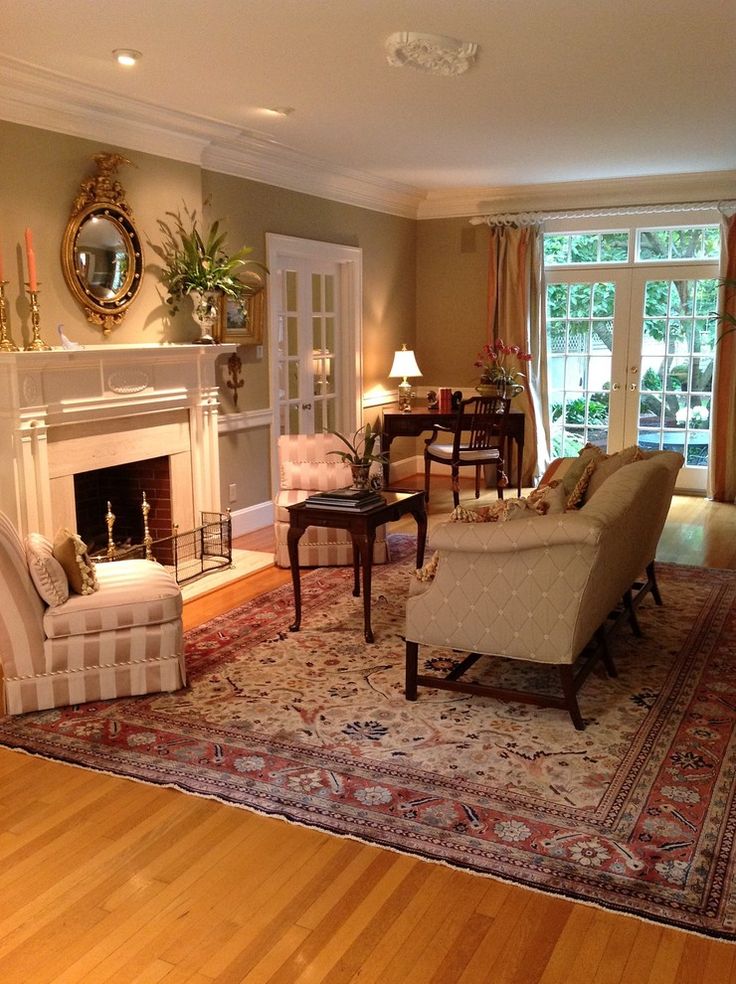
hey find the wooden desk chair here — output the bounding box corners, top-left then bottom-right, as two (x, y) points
(424, 395), (511, 507)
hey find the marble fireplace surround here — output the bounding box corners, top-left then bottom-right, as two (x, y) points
(0, 344), (233, 540)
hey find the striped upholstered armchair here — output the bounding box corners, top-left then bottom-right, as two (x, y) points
(0, 511), (186, 715)
(273, 433), (390, 568)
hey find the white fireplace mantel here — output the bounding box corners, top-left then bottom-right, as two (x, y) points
(0, 343), (234, 538)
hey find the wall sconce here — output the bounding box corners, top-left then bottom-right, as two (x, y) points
(389, 344), (422, 412)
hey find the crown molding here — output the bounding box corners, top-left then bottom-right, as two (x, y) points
(0, 54), (423, 218)
(417, 170), (736, 219)
(0, 55), (240, 164)
(202, 138), (423, 218)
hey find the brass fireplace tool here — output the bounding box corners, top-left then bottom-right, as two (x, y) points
(0, 281), (19, 352)
(105, 501), (116, 560)
(142, 491), (154, 561)
(24, 285), (51, 351)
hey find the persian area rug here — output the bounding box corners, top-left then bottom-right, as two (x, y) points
(2, 536), (736, 940)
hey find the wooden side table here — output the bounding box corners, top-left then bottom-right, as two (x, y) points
(286, 490), (427, 643)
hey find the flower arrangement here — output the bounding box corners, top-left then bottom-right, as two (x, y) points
(150, 203), (267, 314)
(474, 339), (533, 386)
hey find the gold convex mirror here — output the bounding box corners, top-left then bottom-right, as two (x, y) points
(61, 153), (144, 335)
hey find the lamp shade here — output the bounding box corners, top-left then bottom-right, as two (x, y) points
(389, 345), (422, 379)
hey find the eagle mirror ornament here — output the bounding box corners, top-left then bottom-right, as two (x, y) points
(61, 152), (144, 335)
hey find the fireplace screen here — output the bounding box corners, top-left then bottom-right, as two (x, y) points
(97, 512), (233, 585)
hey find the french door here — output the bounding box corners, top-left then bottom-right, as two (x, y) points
(546, 266), (718, 492)
(266, 235), (363, 489)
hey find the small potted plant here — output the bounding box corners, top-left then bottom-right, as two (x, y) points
(150, 203), (267, 344)
(327, 424), (387, 489)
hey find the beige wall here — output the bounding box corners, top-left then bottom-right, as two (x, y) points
(416, 218), (489, 391)
(0, 121), (417, 516)
(202, 170), (416, 507)
(0, 121), (203, 347)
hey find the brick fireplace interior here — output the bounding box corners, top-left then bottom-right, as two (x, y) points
(74, 456), (172, 555)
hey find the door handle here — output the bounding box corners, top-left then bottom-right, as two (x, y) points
(629, 366), (639, 374)
(629, 383), (638, 391)
(301, 402), (312, 410)
(612, 383), (621, 391)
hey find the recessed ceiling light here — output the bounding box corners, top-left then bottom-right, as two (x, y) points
(261, 106), (295, 118)
(113, 49), (142, 67)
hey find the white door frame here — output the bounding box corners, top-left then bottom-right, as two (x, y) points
(266, 234), (363, 495)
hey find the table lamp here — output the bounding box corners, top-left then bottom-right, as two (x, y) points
(389, 344), (422, 412)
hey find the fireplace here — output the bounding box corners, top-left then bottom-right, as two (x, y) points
(0, 344), (232, 540)
(74, 456), (172, 555)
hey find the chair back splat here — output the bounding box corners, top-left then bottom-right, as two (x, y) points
(458, 396), (511, 453)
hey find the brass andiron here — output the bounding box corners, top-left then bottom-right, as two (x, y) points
(24, 286), (51, 351)
(142, 491), (154, 561)
(0, 282), (19, 352)
(105, 500), (116, 560)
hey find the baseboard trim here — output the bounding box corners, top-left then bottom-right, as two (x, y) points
(230, 500), (274, 537)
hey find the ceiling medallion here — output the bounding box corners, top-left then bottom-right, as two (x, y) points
(385, 32), (478, 77)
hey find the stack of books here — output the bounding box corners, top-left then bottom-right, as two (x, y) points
(304, 487), (384, 510)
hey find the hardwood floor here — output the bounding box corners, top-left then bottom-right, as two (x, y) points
(1, 479), (735, 982)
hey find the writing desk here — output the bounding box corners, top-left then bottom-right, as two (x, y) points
(381, 406), (525, 495)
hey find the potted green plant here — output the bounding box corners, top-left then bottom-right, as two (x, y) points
(327, 424), (387, 489)
(149, 203), (267, 344)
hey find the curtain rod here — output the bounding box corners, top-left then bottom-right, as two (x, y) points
(469, 200), (736, 227)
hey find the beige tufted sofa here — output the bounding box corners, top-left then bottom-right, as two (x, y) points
(274, 433), (389, 568)
(0, 511), (186, 715)
(405, 450), (683, 729)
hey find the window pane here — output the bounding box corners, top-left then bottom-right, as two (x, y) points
(546, 281), (614, 455)
(636, 276), (717, 467)
(544, 231), (629, 266)
(636, 225), (720, 261)
(570, 235), (598, 263)
(600, 233), (628, 262)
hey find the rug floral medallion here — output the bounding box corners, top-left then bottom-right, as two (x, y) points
(2, 535), (736, 939)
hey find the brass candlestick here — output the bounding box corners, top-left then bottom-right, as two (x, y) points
(24, 285), (51, 351)
(105, 500), (116, 560)
(0, 282), (19, 352)
(142, 491), (154, 562)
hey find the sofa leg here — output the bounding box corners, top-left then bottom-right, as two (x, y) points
(405, 640), (419, 700)
(596, 625), (618, 678)
(647, 561), (663, 605)
(623, 589), (642, 636)
(559, 666), (584, 730)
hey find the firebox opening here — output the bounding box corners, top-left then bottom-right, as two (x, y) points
(74, 456), (172, 557)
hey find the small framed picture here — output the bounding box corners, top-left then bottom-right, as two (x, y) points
(217, 273), (266, 345)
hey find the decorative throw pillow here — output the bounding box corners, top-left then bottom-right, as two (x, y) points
(25, 533), (69, 606)
(52, 529), (99, 596)
(584, 445), (645, 500)
(527, 480), (567, 514)
(565, 458), (598, 509)
(560, 444), (606, 496)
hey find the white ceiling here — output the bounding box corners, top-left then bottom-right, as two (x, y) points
(2, 0), (735, 212)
